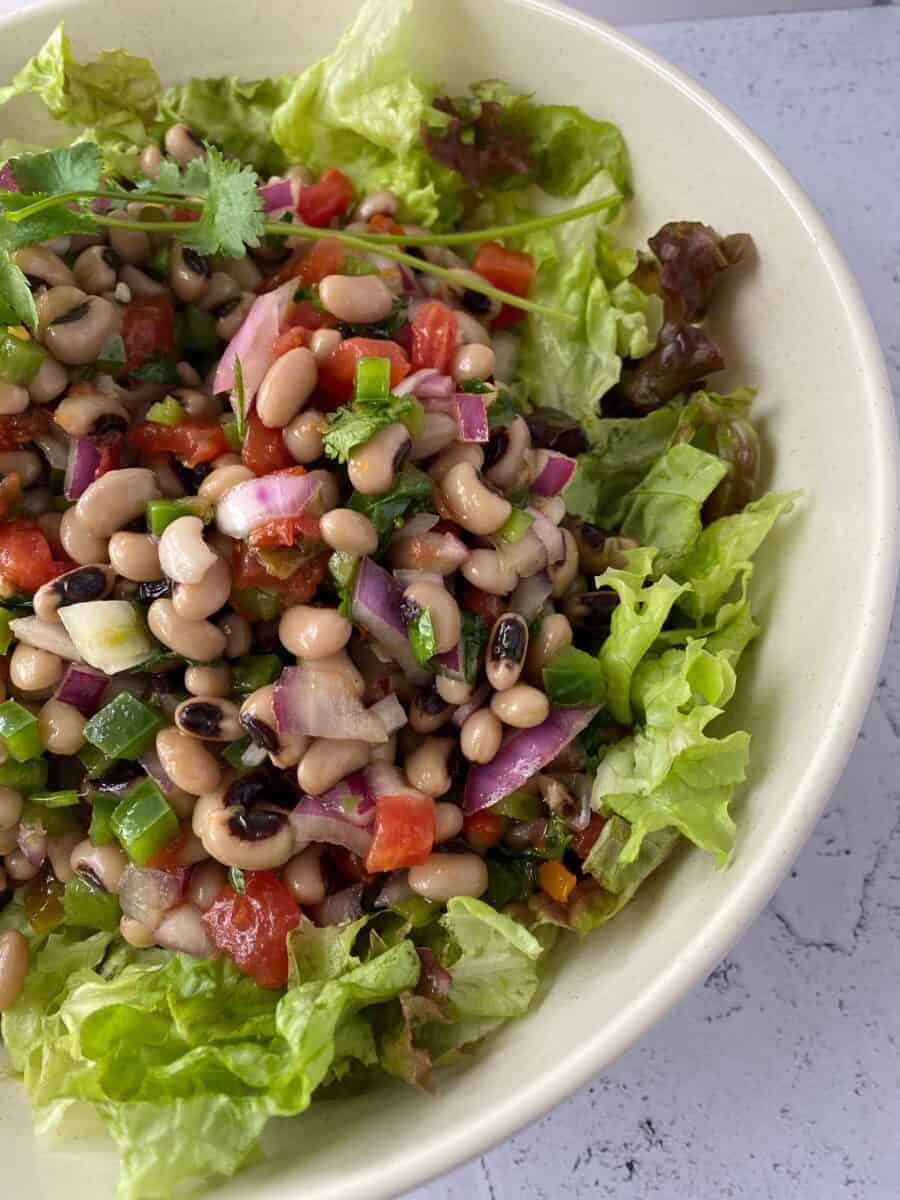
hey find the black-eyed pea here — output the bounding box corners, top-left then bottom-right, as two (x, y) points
(119, 263), (164, 296)
(296, 738), (370, 795)
(283, 409), (326, 465)
(452, 342), (496, 383)
(28, 355), (68, 405)
(70, 839), (128, 893)
(460, 709), (503, 764)
(172, 554), (232, 621)
(164, 122), (206, 166)
(408, 686), (452, 734)
(185, 663), (231, 698)
(239, 684), (309, 769)
(408, 852), (488, 902)
(9, 644), (64, 692)
(73, 245), (120, 295)
(433, 801), (464, 843)
(218, 611), (252, 659)
(524, 613), (573, 684)
(44, 295), (120, 366)
(198, 271), (240, 313)
(75, 468), (161, 538)
(440, 462), (511, 536)
(13, 245), (73, 288)
(282, 845), (327, 905)
(120, 916), (157, 947)
(549, 528), (579, 599)
(461, 549), (518, 596)
(139, 143), (162, 180)
(39, 698), (86, 754)
(174, 387), (222, 420)
(158, 515), (218, 585)
(257, 347), (318, 429)
(304, 469), (340, 511)
(490, 683), (549, 729)
(0, 450), (41, 486)
(319, 508), (377, 556)
(188, 860), (229, 910)
(486, 613), (529, 691)
(279, 606), (352, 659)
(435, 676), (472, 706)
(319, 274), (394, 324)
(402, 581), (460, 654)
(215, 292), (254, 340)
(34, 564), (115, 623)
(0, 382), (30, 415)
(157, 726), (222, 796)
(0, 787), (23, 830)
(175, 697), (243, 742)
(59, 507), (109, 565)
(404, 736), (454, 797)
(201, 804), (295, 870)
(355, 190), (399, 221)
(306, 650), (365, 699)
(5, 850), (40, 884)
(309, 328), (342, 366)
(429, 441), (485, 484)
(410, 412), (459, 462)
(347, 424), (411, 495)
(108, 219), (151, 266)
(149, 599), (227, 662)
(198, 464), (254, 502)
(484, 415), (532, 490)
(109, 532), (162, 582)
(169, 245), (210, 303)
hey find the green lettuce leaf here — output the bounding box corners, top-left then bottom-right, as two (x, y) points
(271, 0), (462, 227)
(596, 546), (689, 724)
(613, 443), (728, 573)
(441, 896), (546, 1019)
(655, 565), (760, 666)
(593, 640), (750, 866)
(0, 25), (163, 176)
(577, 815), (680, 930)
(672, 490), (799, 619)
(160, 76), (292, 175)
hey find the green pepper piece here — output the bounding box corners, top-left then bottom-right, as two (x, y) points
(28, 789), (80, 808)
(51, 495), (75, 512)
(222, 418), (242, 454)
(0, 757), (48, 792)
(178, 305), (219, 354)
(21, 797), (78, 837)
(495, 508), (534, 545)
(88, 792), (120, 847)
(230, 588), (283, 621)
(145, 496), (215, 536)
(94, 333), (127, 377)
(62, 876), (121, 930)
(230, 654), (283, 698)
(145, 395), (185, 426)
(79, 743), (118, 779)
(83, 693), (165, 760)
(0, 699), (44, 761)
(0, 329), (46, 386)
(354, 355), (391, 401)
(111, 779), (179, 865)
(146, 243), (171, 279)
(490, 790), (544, 821)
(0, 607), (15, 655)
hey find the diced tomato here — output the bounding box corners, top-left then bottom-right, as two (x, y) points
(202, 870), (301, 989)
(128, 419), (227, 468)
(231, 540), (329, 606)
(318, 337), (410, 403)
(0, 520), (71, 594)
(367, 213), (404, 236)
(410, 301), (457, 374)
(272, 327), (309, 358)
(463, 810), (507, 854)
(95, 434), (124, 478)
(172, 205), (202, 223)
(121, 295), (175, 372)
(241, 410), (296, 476)
(247, 511), (321, 549)
(297, 168), (354, 228)
(301, 237), (347, 286)
(0, 408), (51, 452)
(148, 829), (191, 873)
(570, 813), (607, 860)
(459, 584), (505, 626)
(366, 792), (435, 874)
(473, 242), (535, 329)
(286, 298), (334, 332)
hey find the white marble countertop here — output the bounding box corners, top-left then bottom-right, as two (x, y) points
(412, 7), (900, 1199)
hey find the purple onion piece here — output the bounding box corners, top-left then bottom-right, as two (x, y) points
(351, 557), (431, 686)
(455, 392), (489, 443)
(274, 664), (391, 743)
(155, 903), (215, 957)
(55, 663), (110, 714)
(308, 883), (365, 927)
(530, 452), (576, 497)
(17, 820), (47, 867)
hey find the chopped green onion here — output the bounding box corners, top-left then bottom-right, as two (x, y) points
(28, 789), (80, 808)
(0, 758), (48, 791)
(145, 496), (214, 536)
(88, 792), (120, 846)
(230, 588), (282, 621)
(83, 693), (165, 760)
(489, 790), (544, 821)
(495, 508), (534, 545)
(354, 356), (391, 401)
(0, 699), (43, 761)
(233, 355), (247, 442)
(22, 797), (78, 837)
(62, 876), (121, 930)
(0, 329), (46, 386)
(230, 654), (283, 698)
(111, 779), (179, 865)
(146, 395), (185, 426)
(0, 607), (15, 655)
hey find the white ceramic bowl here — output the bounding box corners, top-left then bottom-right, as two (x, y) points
(1, 1), (896, 1197)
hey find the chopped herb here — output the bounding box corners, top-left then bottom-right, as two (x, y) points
(230, 654), (283, 697)
(0, 757), (48, 791)
(27, 789), (80, 808)
(348, 463), (433, 547)
(130, 353), (181, 384)
(88, 793), (119, 847)
(0, 329), (46, 386)
(233, 354), (247, 442)
(407, 605), (437, 667)
(323, 391), (422, 465)
(228, 867), (246, 895)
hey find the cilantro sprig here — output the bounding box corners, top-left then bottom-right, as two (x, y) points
(0, 140), (621, 329)
(323, 393), (422, 464)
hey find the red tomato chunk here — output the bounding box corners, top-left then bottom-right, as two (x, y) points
(202, 870), (301, 989)
(366, 792), (435, 874)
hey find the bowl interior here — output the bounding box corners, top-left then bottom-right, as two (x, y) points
(0, 1), (896, 1198)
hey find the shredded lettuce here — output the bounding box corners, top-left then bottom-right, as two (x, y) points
(160, 77), (291, 175)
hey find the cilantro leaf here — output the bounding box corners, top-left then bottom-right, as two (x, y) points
(348, 463), (434, 549)
(407, 605), (437, 667)
(143, 155), (211, 198)
(9, 143), (102, 193)
(233, 355), (247, 441)
(0, 191), (98, 248)
(0, 253), (37, 326)
(179, 146), (264, 259)
(323, 394), (422, 464)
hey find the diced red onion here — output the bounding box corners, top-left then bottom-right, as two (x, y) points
(308, 883), (365, 927)
(392, 513), (440, 542)
(509, 572), (553, 623)
(530, 451), (576, 497)
(463, 707), (599, 814)
(64, 437), (101, 500)
(55, 663), (109, 714)
(365, 761), (409, 799)
(155, 903), (216, 957)
(451, 682), (491, 728)
(374, 870), (414, 909)
(257, 178), (294, 212)
(416, 946), (452, 998)
(433, 641), (465, 682)
(119, 864), (183, 927)
(139, 744), (193, 806)
(398, 264), (423, 295)
(213, 277), (297, 403)
(311, 771), (375, 826)
(392, 569), (444, 590)
(351, 557), (431, 685)
(393, 368), (439, 398)
(456, 392), (489, 443)
(527, 508), (565, 564)
(369, 693), (407, 736)
(498, 530), (547, 577)
(17, 820), (47, 867)
(0, 164), (19, 191)
(274, 665), (390, 743)
(418, 374), (455, 400)
(290, 798), (373, 858)
(215, 471), (321, 539)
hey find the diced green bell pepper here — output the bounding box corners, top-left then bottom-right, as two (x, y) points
(489, 790), (544, 821)
(231, 588), (282, 621)
(0, 699), (43, 761)
(495, 508), (534, 545)
(145, 496), (215, 536)
(0, 757), (48, 793)
(62, 876), (121, 930)
(83, 693), (165, 760)
(354, 355), (391, 401)
(177, 305), (219, 354)
(79, 743), (118, 779)
(0, 329), (46, 386)
(88, 792), (120, 847)
(0, 607), (15, 655)
(28, 789), (80, 808)
(21, 797), (78, 837)
(230, 654), (283, 698)
(111, 779), (179, 865)
(145, 395), (185, 426)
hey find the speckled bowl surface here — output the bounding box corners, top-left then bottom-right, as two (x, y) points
(0, 1), (896, 1197)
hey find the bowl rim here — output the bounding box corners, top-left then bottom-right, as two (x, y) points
(0, 0), (897, 1196)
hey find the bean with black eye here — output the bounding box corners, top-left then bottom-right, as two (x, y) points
(136, 579), (174, 604)
(408, 685), (452, 733)
(563, 516), (614, 574)
(33, 564), (115, 623)
(165, 122), (206, 166)
(73, 245), (121, 295)
(225, 764), (298, 812)
(175, 697), (243, 742)
(169, 245), (211, 303)
(216, 292), (254, 340)
(525, 408), (589, 458)
(484, 415), (532, 490)
(487, 613), (529, 692)
(563, 587), (620, 632)
(44, 296), (120, 366)
(461, 288), (494, 317)
(348, 423), (412, 496)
